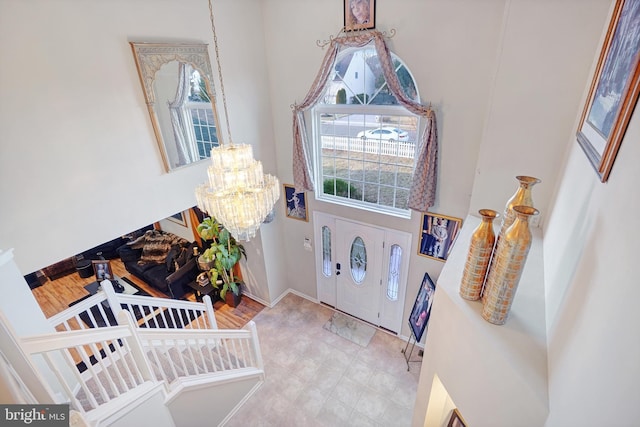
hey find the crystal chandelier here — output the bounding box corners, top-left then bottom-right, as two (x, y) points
(196, 0), (280, 241)
(196, 144), (279, 241)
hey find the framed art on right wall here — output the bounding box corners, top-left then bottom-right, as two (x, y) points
(576, 0), (640, 182)
(447, 408), (467, 427)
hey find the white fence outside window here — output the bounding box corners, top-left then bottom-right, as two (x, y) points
(321, 135), (416, 159)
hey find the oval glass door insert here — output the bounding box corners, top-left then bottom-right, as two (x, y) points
(350, 236), (367, 284)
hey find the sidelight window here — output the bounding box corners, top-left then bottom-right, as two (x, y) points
(322, 226), (332, 277)
(386, 244), (402, 300)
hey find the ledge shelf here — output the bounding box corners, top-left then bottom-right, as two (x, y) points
(419, 214), (548, 427)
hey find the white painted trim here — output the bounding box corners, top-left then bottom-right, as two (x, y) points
(269, 288), (319, 308)
(0, 249), (15, 267)
(164, 369), (264, 405)
(219, 380), (264, 426)
(240, 290), (271, 308)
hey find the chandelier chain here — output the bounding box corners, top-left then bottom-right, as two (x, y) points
(207, 0), (233, 145)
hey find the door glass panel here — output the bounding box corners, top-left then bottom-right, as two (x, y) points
(322, 226), (332, 277)
(387, 244), (401, 300)
(350, 236), (367, 284)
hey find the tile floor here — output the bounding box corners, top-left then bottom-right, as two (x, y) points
(225, 293), (422, 427)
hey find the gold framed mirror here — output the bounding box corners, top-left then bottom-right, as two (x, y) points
(130, 42), (221, 172)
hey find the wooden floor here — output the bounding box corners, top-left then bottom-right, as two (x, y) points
(31, 258), (265, 330)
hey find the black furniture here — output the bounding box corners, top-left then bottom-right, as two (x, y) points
(76, 259), (94, 278)
(187, 279), (219, 302)
(117, 231), (199, 299)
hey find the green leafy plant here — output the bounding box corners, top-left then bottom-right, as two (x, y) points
(196, 217), (220, 241)
(197, 218), (246, 299)
(336, 88), (347, 104)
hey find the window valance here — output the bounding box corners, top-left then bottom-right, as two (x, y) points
(292, 30), (437, 212)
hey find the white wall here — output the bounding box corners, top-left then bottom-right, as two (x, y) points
(0, 0), (281, 303)
(543, 63), (640, 427)
(412, 0), (640, 425)
(261, 0), (506, 336)
(468, 0), (613, 224)
(2, 0), (638, 423)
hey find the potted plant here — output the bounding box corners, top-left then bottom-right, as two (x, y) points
(196, 217), (246, 307)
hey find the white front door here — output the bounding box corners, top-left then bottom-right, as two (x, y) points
(335, 219), (385, 325)
(313, 213), (412, 333)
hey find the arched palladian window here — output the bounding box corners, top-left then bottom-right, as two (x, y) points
(292, 31), (438, 215)
(314, 46), (420, 216)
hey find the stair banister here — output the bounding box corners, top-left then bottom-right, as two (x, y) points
(100, 278), (121, 318)
(203, 294), (217, 329)
(245, 321), (264, 370)
(115, 310), (156, 384)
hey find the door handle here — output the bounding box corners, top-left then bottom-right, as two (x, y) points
(336, 263), (341, 275)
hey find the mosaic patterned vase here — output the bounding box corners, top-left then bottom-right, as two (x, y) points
(481, 206), (539, 325)
(459, 209), (499, 301)
(483, 175), (541, 303)
(498, 175), (541, 239)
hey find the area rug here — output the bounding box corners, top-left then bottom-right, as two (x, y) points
(323, 312), (375, 347)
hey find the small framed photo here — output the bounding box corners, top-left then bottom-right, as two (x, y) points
(576, 0), (640, 182)
(418, 213), (462, 262)
(284, 184), (308, 221)
(409, 272), (436, 342)
(344, 0), (375, 32)
(447, 408), (467, 427)
(92, 260), (114, 282)
(167, 211), (187, 227)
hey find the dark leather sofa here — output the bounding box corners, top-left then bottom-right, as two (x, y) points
(117, 230), (199, 299)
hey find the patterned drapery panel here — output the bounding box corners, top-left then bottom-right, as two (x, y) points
(292, 30), (437, 211)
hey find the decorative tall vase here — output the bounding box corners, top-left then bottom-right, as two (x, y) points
(481, 206), (539, 325)
(498, 176), (541, 238)
(459, 209), (499, 301)
(482, 175), (541, 303)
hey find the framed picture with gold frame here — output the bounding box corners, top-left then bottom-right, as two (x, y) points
(344, 0), (375, 32)
(576, 0), (640, 182)
(447, 408), (467, 427)
(418, 213), (462, 262)
(284, 184), (308, 222)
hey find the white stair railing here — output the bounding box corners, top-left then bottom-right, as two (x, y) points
(19, 316), (152, 415)
(48, 279), (217, 332)
(137, 320), (264, 388)
(19, 310), (263, 417)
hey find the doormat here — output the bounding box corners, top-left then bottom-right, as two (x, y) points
(323, 312), (375, 347)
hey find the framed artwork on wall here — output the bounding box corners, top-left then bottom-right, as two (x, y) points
(576, 0), (640, 182)
(344, 0), (375, 32)
(284, 184), (308, 222)
(167, 211), (187, 227)
(408, 272), (436, 342)
(447, 408), (467, 427)
(418, 213), (462, 262)
(92, 260), (113, 282)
